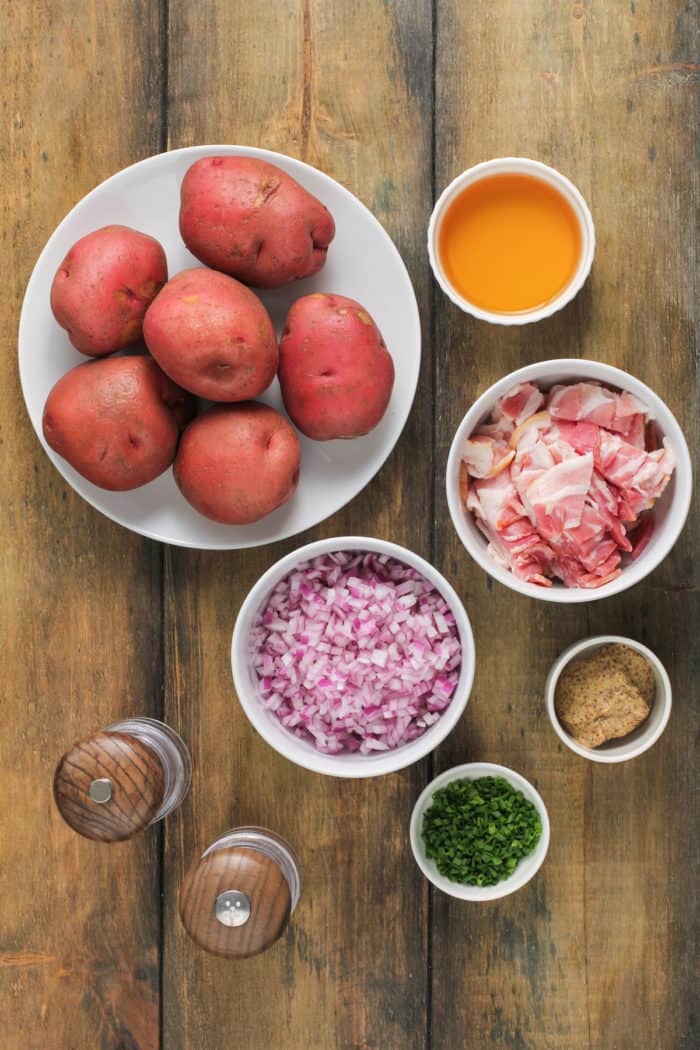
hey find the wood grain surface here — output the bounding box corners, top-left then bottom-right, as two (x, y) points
(54, 730), (166, 843)
(162, 4), (433, 1048)
(179, 843), (292, 959)
(1, 4), (164, 1050)
(433, 5), (698, 1048)
(0, 1), (697, 1048)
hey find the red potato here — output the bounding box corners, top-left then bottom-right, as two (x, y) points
(174, 403), (301, 525)
(142, 267), (277, 401)
(278, 294), (395, 440)
(179, 156), (335, 289)
(50, 225), (168, 356)
(42, 356), (194, 491)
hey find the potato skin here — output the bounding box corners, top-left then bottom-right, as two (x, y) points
(278, 294), (394, 440)
(142, 267), (277, 401)
(50, 225), (168, 356)
(42, 356), (194, 491)
(179, 156), (335, 289)
(174, 403), (301, 524)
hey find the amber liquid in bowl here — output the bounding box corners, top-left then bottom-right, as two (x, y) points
(438, 173), (583, 313)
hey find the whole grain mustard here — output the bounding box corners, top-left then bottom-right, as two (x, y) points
(554, 644), (654, 748)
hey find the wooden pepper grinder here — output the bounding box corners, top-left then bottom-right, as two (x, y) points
(179, 827), (301, 958)
(54, 717), (191, 842)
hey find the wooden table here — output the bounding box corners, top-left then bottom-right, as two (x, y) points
(2, 3), (697, 1048)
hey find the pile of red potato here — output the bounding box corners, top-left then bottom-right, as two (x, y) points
(43, 156), (395, 524)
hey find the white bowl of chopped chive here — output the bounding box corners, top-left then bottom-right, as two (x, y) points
(409, 763), (550, 901)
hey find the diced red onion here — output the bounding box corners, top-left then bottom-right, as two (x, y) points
(251, 552), (462, 755)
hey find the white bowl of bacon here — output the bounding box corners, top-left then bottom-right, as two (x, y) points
(231, 537), (476, 777)
(446, 360), (692, 602)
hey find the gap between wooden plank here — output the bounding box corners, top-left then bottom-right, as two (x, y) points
(157, 5), (170, 1049)
(426, 1), (438, 1047)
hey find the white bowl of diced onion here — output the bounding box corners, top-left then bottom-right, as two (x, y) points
(446, 359), (692, 603)
(231, 536), (476, 777)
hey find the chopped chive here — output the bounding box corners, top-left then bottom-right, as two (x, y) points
(422, 776), (542, 887)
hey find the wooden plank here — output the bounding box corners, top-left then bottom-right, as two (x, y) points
(576, 7), (698, 1046)
(433, 2), (697, 1048)
(162, 2), (433, 1048)
(0, 4), (164, 1048)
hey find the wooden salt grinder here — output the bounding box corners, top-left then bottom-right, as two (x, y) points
(179, 827), (301, 959)
(53, 717), (191, 842)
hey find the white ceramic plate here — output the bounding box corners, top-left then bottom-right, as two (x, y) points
(19, 145), (421, 549)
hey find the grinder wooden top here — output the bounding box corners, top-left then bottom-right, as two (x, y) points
(179, 845), (292, 959)
(53, 730), (165, 842)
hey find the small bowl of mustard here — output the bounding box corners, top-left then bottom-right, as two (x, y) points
(428, 157), (595, 325)
(545, 635), (672, 763)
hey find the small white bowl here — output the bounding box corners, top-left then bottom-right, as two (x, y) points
(545, 635), (672, 763)
(427, 157), (595, 325)
(231, 537), (476, 778)
(446, 358), (693, 603)
(409, 762), (550, 901)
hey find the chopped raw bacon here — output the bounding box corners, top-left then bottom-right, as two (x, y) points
(476, 418), (515, 442)
(549, 420), (600, 458)
(587, 471), (631, 551)
(461, 379), (675, 589)
(461, 434), (515, 479)
(508, 411), (551, 450)
(523, 453), (594, 538)
(471, 470), (528, 531)
(624, 413), (647, 449)
(459, 460), (469, 506)
(628, 515), (655, 559)
(477, 512), (555, 586)
(549, 382), (619, 428)
(549, 381), (649, 437)
(598, 433), (675, 519)
(497, 382), (545, 426)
